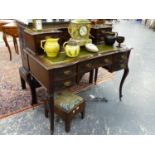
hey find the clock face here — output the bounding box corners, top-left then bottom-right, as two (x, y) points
(35, 20), (42, 30)
(79, 26), (88, 36)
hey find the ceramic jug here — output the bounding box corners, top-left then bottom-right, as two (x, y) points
(63, 41), (80, 58)
(41, 37), (60, 57)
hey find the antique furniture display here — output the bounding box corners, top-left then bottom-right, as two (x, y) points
(44, 91), (85, 132)
(16, 20), (132, 134)
(0, 20), (19, 60)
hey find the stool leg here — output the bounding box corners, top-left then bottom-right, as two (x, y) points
(65, 117), (71, 132)
(20, 76), (26, 89)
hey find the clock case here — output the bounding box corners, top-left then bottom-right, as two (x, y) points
(68, 19), (92, 46)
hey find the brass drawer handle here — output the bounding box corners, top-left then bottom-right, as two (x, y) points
(86, 63), (92, 68)
(64, 70), (71, 75)
(121, 55), (127, 60)
(64, 81), (72, 87)
(101, 30), (105, 33)
(104, 58), (110, 63)
(76, 106), (79, 110)
(120, 64), (126, 68)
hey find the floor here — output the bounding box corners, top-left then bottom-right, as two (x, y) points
(0, 20), (155, 135)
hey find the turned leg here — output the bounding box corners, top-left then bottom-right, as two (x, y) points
(27, 76), (37, 106)
(13, 37), (19, 54)
(94, 68), (99, 84)
(89, 70), (94, 84)
(119, 67), (129, 101)
(20, 76), (26, 89)
(47, 93), (55, 135)
(3, 32), (12, 60)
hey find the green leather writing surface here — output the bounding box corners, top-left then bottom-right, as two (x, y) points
(44, 45), (116, 65)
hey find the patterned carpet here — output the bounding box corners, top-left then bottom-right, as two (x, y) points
(0, 41), (113, 119)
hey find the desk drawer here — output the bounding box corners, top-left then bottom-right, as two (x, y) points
(54, 77), (76, 90)
(113, 52), (128, 63)
(112, 63), (127, 71)
(95, 56), (112, 67)
(54, 65), (76, 81)
(78, 60), (95, 73)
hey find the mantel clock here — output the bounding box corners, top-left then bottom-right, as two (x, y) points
(68, 19), (92, 46)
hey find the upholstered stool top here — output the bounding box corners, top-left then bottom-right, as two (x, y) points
(54, 91), (84, 113)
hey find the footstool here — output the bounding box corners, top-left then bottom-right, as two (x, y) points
(44, 91), (85, 132)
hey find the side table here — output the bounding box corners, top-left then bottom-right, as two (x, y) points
(0, 20), (13, 46)
(2, 22), (19, 60)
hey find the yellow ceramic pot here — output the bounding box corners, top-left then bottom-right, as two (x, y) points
(41, 37), (60, 57)
(63, 41), (80, 58)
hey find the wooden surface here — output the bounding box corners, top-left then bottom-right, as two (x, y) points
(2, 22), (18, 37)
(0, 20), (13, 31)
(26, 45), (129, 70)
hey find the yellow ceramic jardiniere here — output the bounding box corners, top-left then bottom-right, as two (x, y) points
(63, 41), (80, 58)
(41, 37), (60, 57)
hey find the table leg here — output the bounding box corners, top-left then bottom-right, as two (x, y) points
(94, 68), (99, 84)
(3, 33), (7, 47)
(89, 70), (94, 84)
(3, 32), (12, 60)
(47, 92), (54, 135)
(13, 37), (19, 54)
(119, 67), (129, 101)
(20, 76), (26, 89)
(27, 75), (37, 106)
